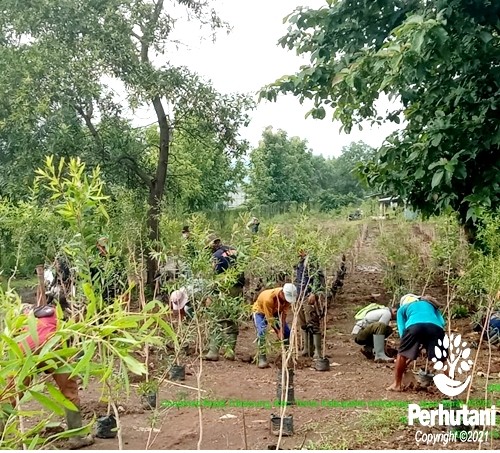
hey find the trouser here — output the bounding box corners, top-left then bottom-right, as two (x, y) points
(298, 297), (322, 334)
(355, 323), (393, 347)
(253, 313), (290, 341)
(3, 369), (80, 410)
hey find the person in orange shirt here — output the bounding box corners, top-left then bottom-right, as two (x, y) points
(252, 283), (297, 369)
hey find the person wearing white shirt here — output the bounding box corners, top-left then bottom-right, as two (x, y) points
(351, 306), (397, 363)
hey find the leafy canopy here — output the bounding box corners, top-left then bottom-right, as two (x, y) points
(260, 0), (500, 230)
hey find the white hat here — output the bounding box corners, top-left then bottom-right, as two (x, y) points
(400, 294), (420, 306)
(283, 283), (298, 303)
(170, 288), (188, 311)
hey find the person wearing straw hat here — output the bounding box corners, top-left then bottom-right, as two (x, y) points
(252, 283), (298, 368)
(0, 303), (93, 449)
(387, 294), (446, 392)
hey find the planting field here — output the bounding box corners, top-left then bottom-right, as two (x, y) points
(15, 220), (500, 450)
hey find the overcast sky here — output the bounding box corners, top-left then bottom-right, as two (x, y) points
(132, 0), (402, 158)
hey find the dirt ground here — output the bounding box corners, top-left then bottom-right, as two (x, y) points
(17, 222), (500, 450)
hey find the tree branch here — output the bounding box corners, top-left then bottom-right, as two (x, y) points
(75, 104), (106, 160)
(118, 156), (154, 190)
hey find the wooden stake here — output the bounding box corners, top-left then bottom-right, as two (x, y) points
(35, 265), (47, 306)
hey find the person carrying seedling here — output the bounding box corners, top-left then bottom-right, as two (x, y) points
(204, 234), (245, 361)
(296, 248), (326, 359)
(252, 283), (298, 368)
(387, 294), (446, 392)
(0, 303), (94, 449)
(351, 303), (398, 362)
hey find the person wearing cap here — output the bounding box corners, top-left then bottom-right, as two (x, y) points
(252, 283), (298, 368)
(169, 279), (208, 321)
(204, 234), (245, 362)
(296, 249), (326, 359)
(169, 288), (194, 321)
(387, 294), (446, 392)
(351, 305), (398, 362)
(0, 303), (93, 449)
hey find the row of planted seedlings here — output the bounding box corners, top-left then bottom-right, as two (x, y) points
(0, 157), (177, 449)
(241, 212), (361, 444)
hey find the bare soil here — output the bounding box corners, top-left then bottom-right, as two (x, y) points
(19, 222), (500, 449)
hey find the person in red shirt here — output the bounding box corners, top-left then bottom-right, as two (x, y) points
(1, 303), (93, 449)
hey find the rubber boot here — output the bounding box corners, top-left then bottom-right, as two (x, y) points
(301, 330), (310, 356)
(373, 335), (394, 363)
(257, 336), (269, 368)
(360, 346), (374, 360)
(308, 331), (314, 357)
(312, 333), (322, 359)
(65, 408), (94, 449)
(225, 333), (238, 361)
(258, 354), (269, 369)
(204, 337), (220, 361)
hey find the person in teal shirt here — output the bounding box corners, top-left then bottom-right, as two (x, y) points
(387, 294), (446, 392)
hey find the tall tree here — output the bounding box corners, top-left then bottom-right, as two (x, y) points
(0, 1), (253, 283)
(247, 127), (315, 205)
(260, 0), (500, 236)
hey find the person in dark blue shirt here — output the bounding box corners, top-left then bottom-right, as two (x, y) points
(387, 294), (446, 392)
(204, 234), (245, 361)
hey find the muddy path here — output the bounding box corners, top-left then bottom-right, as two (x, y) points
(18, 221), (500, 449)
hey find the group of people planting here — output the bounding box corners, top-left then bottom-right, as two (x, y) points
(3, 222), (492, 449)
(176, 229), (329, 367)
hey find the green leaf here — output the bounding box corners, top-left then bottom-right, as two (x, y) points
(30, 391), (66, 416)
(405, 15), (424, 25)
(45, 383), (78, 411)
(479, 31), (493, 43)
(121, 354), (146, 376)
(431, 170), (444, 188)
(411, 29), (426, 54)
(431, 133), (442, 147)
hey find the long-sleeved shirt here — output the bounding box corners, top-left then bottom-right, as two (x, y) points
(296, 255), (325, 297)
(252, 288), (290, 321)
(397, 300), (445, 337)
(351, 308), (392, 335)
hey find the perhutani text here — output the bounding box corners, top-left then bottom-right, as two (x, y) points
(408, 404), (497, 426)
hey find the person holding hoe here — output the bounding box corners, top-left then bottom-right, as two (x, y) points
(387, 294), (446, 392)
(252, 283), (298, 369)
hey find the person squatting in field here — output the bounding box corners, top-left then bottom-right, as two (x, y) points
(252, 284), (298, 368)
(0, 303), (94, 449)
(351, 303), (397, 363)
(204, 234), (246, 362)
(296, 248), (326, 359)
(387, 294), (446, 392)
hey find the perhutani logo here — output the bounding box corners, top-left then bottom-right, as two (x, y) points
(432, 333), (473, 397)
(408, 333), (497, 430)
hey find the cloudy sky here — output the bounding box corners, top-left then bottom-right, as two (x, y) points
(133, 0), (402, 158)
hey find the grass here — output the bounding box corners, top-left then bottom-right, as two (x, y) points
(0, 276), (38, 292)
(300, 406), (408, 450)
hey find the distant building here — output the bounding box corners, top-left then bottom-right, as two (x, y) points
(378, 196), (403, 216)
(225, 186), (247, 209)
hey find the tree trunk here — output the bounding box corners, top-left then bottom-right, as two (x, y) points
(146, 95), (170, 287)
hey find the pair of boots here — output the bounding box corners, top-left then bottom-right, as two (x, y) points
(363, 335), (393, 363)
(204, 333), (238, 361)
(301, 331), (322, 359)
(257, 337), (290, 369)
